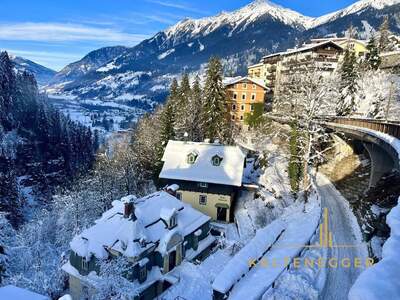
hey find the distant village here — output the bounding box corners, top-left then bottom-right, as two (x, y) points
(57, 34), (400, 300)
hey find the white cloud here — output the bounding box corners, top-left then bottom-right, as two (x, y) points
(0, 22), (149, 44)
(146, 0), (208, 15)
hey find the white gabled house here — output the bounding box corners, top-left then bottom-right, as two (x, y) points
(159, 141), (246, 222)
(62, 189), (215, 300)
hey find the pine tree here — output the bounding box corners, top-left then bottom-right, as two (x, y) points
(365, 36), (381, 70)
(288, 122), (302, 194)
(0, 52), (16, 131)
(337, 49), (359, 116)
(378, 16), (391, 52)
(187, 76), (203, 142)
(0, 213), (15, 284)
(174, 74), (191, 140)
(201, 57), (230, 143)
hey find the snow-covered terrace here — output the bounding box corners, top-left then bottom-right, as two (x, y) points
(213, 191), (321, 299)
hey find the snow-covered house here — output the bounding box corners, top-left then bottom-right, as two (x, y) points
(62, 190), (215, 300)
(159, 141), (246, 222)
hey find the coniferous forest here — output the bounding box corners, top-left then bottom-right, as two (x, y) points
(0, 51), (97, 227)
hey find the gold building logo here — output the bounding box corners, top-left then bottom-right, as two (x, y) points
(248, 207), (375, 269)
(319, 208), (333, 248)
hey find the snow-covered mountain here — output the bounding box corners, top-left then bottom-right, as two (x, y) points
(51, 46), (128, 84)
(307, 0), (400, 40)
(46, 0), (400, 110)
(10, 55), (56, 86)
(313, 0), (400, 27)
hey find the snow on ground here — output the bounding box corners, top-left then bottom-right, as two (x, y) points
(228, 194), (321, 300)
(160, 245), (236, 299)
(236, 142), (294, 242)
(349, 197), (400, 300)
(316, 173), (369, 300)
(263, 238), (327, 300)
(158, 49), (175, 60)
(212, 218), (286, 295)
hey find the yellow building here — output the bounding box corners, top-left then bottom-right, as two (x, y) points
(159, 141), (246, 223)
(310, 38), (368, 58)
(224, 77), (269, 129)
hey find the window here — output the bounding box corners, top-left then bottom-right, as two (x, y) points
(82, 259), (89, 271)
(199, 195), (207, 205)
(176, 192), (182, 200)
(252, 84), (256, 89)
(251, 93), (256, 101)
(241, 93), (246, 101)
(241, 104), (245, 111)
(232, 104), (236, 110)
(233, 92), (237, 100)
(187, 152), (198, 164)
(211, 155), (223, 166)
(138, 266), (147, 283)
(240, 115), (244, 121)
(250, 104), (254, 111)
(243, 83), (247, 89)
(231, 115), (235, 121)
(199, 182), (208, 188)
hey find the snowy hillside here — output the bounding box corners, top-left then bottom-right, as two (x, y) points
(9, 55), (56, 86)
(51, 46), (128, 84)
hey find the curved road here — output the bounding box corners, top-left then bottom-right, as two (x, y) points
(315, 173), (368, 300)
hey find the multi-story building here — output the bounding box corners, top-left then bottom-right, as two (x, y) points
(159, 141), (246, 222)
(309, 37), (368, 58)
(247, 38), (368, 100)
(62, 189), (215, 300)
(248, 53), (282, 93)
(224, 77), (269, 129)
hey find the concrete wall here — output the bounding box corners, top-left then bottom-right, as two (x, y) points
(179, 190), (232, 222)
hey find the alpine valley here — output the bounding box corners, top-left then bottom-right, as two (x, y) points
(21, 0), (400, 130)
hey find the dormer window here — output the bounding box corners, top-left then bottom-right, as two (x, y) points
(187, 151), (198, 164)
(212, 155), (223, 166)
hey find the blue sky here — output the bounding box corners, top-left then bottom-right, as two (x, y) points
(0, 0), (357, 71)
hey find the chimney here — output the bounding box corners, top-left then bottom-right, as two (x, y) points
(166, 184), (179, 197)
(124, 202), (133, 219)
(122, 195), (137, 220)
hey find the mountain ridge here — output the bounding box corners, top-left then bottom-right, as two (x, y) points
(8, 55), (56, 86)
(45, 0), (400, 109)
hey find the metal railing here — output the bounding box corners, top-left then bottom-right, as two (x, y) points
(326, 117), (400, 139)
(265, 113), (400, 139)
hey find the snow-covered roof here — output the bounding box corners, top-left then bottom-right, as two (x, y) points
(248, 62), (264, 68)
(262, 52), (284, 60)
(223, 76), (268, 90)
(310, 37), (367, 46)
(159, 141), (246, 187)
(70, 191), (210, 260)
(0, 285), (49, 300)
(284, 40), (344, 55)
(261, 41), (344, 62)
